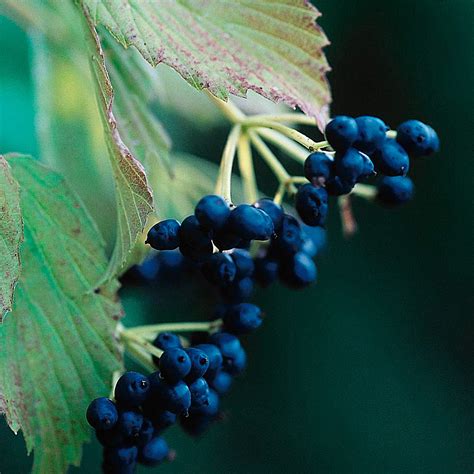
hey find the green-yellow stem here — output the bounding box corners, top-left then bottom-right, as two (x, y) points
(238, 133), (259, 203)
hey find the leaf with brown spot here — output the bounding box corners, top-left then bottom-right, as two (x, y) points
(81, 0), (332, 127)
(0, 155), (23, 322)
(0, 154), (123, 473)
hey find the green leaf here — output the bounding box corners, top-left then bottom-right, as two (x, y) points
(0, 154), (123, 473)
(82, 0), (331, 125)
(0, 156), (23, 321)
(83, 11), (154, 282)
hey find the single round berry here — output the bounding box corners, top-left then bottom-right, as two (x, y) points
(325, 175), (354, 196)
(223, 303), (263, 335)
(103, 446), (138, 473)
(209, 332), (243, 374)
(229, 249), (255, 278)
(272, 214), (303, 256)
(159, 348), (192, 383)
(195, 194), (231, 231)
(208, 370), (233, 396)
(372, 139), (410, 176)
(301, 225), (327, 258)
(253, 198), (284, 231)
(334, 148), (366, 184)
(178, 215), (213, 260)
(295, 184), (328, 227)
(117, 410), (144, 438)
(114, 371), (150, 408)
(185, 347), (210, 382)
(377, 176), (414, 206)
(396, 120), (438, 156)
(190, 389), (220, 417)
(221, 276), (254, 303)
(254, 257), (279, 287)
(195, 344), (224, 380)
(304, 151), (334, 185)
(354, 116), (388, 154)
(201, 253), (237, 287)
(227, 204), (274, 240)
(360, 153), (375, 180)
(145, 219), (180, 250)
(279, 251), (317, 289)
(137, 418), (154, 447)
(189, 377), (210, 408)
(138, 436), (170, 466)
(149, 373), (192, 415)
(141, 405), (176, 433)
(181, 390), (220, 436)
(226, 346), (247, 376)
(86, 398), (118, 431)
(153, 332), (182, 351)
(325, 116), (359, 151)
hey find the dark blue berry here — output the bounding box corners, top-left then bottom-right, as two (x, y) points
(141, 406), (176, 433)
(360, 152), (376, 180)
(103, 446), (137, 474)
(208, 370), (233, 396)
(254, 257), (279, 287)
(212, 229), (243, 251)
(114, 372), (150, 408)
(229, 249), (254, 278)
(272, 214), (303, 256)
(226, 346), (247, 376)
(279, 251), (317, 289)
(253, 198), (284, 231)
(189, 377), (210, 408)
(304, 151), (334, 185)
(295, 184), (328, 227)
(223, 303), (263, 334)
(201, 252), (237, 287)
(181, 390), (220, 436)
(301, 225), (327, 257)
(137, 418), (154, 447)
(153, 332), (182, 351)
(159, 347), (192, 383)
(334, 148), (366, 184)
(190, 389), (220, 417)
(396, 120), (439, 156)
(373, 138), (410, 176)
(149, 373), (191, 415)
(227, 204), (274, 240)
(138, 436), (170, 466)
(146, 219), (180, 250)
(221, 276), (254, 303)
(325, 115), (359, 151)
(117, 410), (143, 438)
(178, 215), (213, 260)
(195, 344), (223, 380)
(195, 194), (231, 231)
(209, 332), (244, 374)
(354, 116), (388, 154)
(86, 398), (118, 431)
(184, 347), (210, 382)
(377, 176), (414, 206)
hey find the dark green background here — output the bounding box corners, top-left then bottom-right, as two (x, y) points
(1, 1), (473, 472)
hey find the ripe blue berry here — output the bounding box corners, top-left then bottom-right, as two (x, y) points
(360, 152), (375, 180)
(209, 332), (244, 374)
(195, 194), (231, 231)
(86, 398), (118, 431)
(295, 184), (328, 227)
(377, 176), (414, 206)
(279, 251), (317, 289)
(354, 116), (388, 154)
(201, 252), (237, 287)
(141, 406), (176, 433)
(325, 116), (359, 151)
(153, 332), (182, 351)
(325, 175), (354, 196)
(253, 198), (284, 231)
(221, 276), (254, 303)
(145, 219), (180, 250)
(195, 344), (223, 380)
(208, 370), (233, 395)
(114, 371), (150, 408)
(181, 390), (220, 436)
(185, 347), (210, 382)
(138, 436), (170, 466)
(117, 410), (143, 438)
(301, 225), (327, 258)
(178, 215), (213, 260)
(189, 377), (210, 408)
(223, 303), (263, 334)
(159, 347), (192, 383)
(103, 446), (137, 474)
(137, 418), (154, 447)
(212, 229), (243, 251)
(272, 214), (303, 256)
(190, 389), (220, 417)
(372, 138), (410, 176)
(254, 257), (279, 287)
(334, 148), (366, 184)
(227, 204), (274, 240)
(229, 249), (255, 278)
(304, 151), (334, 185)
(396, 120), (439, 156)
(149, 373), (192, 415)
(226, 346), (247, 376)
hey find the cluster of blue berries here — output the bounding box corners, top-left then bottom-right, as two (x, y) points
(87, 303), (262, 472)
(308, 116), (439, 205)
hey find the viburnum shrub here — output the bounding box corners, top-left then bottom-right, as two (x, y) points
(0, 1), (439, 473)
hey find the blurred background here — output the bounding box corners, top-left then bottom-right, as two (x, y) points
(1, 0), (473, 472)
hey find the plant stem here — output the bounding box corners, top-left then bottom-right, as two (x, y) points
(351, 183), (377, 200)
(246, 113), (318, 126)
(124, 341), (156, 373)
(128, 320), (221, 337)
(216, 124), (241, 201)
(257, 128), (311, 164)
(272, 176), (307, 204)
(238, 133), (259, 203)
(205, 91), (246, 122)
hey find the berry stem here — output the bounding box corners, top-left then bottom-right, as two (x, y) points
(122, 339), (156, 373)
(351, 184), (377, 200)
(257, 128), (311, 164)
(246, 113), (319, 126)
(205, 91), (246, 122)
(127, 320), (222, 338)
(237, 133), (259, 203)
(217, 124), (242, 202)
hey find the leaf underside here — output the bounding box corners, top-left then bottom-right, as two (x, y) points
(82, 0), (332, 126)
(0, 155), (123, 473)
(0, 156), (23, 321)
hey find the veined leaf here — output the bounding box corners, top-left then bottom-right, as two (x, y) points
(0, 156), (23, 321)
(83, 10), (154, 282)
(0, 154), (123, 473)
(82, 0), (331, 126)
